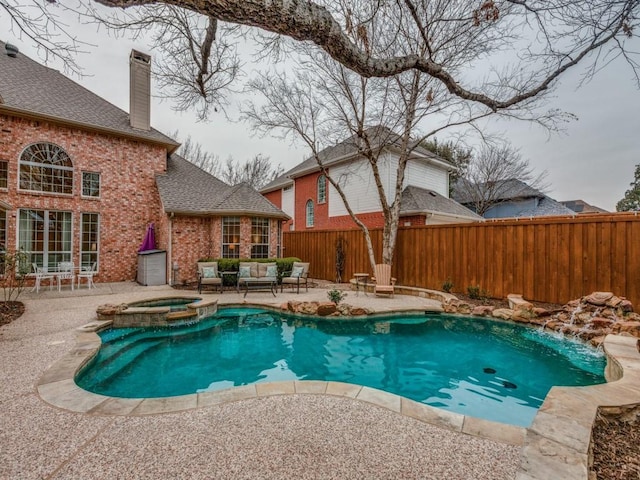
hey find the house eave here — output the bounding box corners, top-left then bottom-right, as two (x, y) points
(165, 208), (290, 220)
(0, 105), (180, 153)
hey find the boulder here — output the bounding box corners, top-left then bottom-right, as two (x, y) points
(287, 300), (301, 313)
(605, 296), (623, 308)
(316, 302), (337, 316)
(620, 300), (634, 313)
(507, 294), (533, 312)
(472, 305), (494, 317)
(584, 292), (614, 306)
(616, 321), (640, 337)
(590, 336), (607, 348)
(350, 307), (369, 316)
(298, 302), (319, 315)
(533, 307), (553, 318)
(588, 317), (615, 329)
(492, 308), (515, 320)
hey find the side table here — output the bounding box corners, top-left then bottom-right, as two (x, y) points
(354, 273), (369, 296)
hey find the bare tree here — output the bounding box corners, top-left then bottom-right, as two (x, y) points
(244, 1), (520, 271)
(453, 142), (549, 216)
(220, 154), (283, 190)
(2, 1), (638, 117)
(170, 131), (222, 176)
(86, 4), (242, 120)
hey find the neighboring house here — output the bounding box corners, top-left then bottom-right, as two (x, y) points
(260, 126), (481, 230)
(559, 200), (608, 214)
(453, 178), (575, 219)
(0, 41), (287, 285)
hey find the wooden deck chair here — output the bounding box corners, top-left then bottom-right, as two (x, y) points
(373, 264), (396, 298)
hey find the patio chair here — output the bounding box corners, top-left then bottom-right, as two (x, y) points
(281, 262), (310, 294)
(372, 264), (396, 298)
(197, 261), (223, 294)
(31, 263), (54, 293)
(77, 262), (97, 289)
(56, 261), (75, 292)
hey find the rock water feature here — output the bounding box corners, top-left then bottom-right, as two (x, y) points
(444, 291), (640, 347)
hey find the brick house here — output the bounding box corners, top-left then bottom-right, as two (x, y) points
(260, 126), (481, 231)
(0, 42), (287, 285)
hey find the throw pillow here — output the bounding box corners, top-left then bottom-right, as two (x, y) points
(291, 266), (304, 278)
(238, 266), (251, 278)
(202, 266), (217, 278)
(266, 265), (278, 277)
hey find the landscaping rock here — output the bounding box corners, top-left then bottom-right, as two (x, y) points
(472, 305), (494, 317)
(350, 307), (370, 316)
(316, 302), (337, 316)
(492, 308), (514, 320)
(585, 292), (614, 306)
(507, 294), (533, 312)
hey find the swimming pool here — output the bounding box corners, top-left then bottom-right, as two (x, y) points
(76, 307), (606, 426)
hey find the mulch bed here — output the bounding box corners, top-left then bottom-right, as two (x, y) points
(0, 301), (25, 327)
(590, 408), (640, 479)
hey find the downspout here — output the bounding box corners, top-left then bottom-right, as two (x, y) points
(168, 212), (174, 285)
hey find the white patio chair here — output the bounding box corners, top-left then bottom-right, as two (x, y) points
(77, 262), (97, 289)
(56, 261), (75, 291)
(31, 263), (54, 293)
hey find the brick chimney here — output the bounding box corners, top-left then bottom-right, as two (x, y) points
(129, 50), (151, 131)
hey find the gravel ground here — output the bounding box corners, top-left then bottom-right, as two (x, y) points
(0, 283), (522, 479)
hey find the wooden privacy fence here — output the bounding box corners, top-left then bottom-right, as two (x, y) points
(282, 213), (640, 308)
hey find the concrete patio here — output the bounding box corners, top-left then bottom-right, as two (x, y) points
(0, 281), (524, 479)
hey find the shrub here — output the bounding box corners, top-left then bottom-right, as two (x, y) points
(442, 278), (454, 293)
(467, 285), (490, 302)
(327, 288), (347, 304)
(0, 249), (30, 302)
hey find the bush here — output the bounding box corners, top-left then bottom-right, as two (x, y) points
(0, 249), (30, 302)
(467, 285), (490, 302)
(442, 278), (454, 293)
(327, 288), (347, 304)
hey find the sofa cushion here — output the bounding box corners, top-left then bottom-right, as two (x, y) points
(266, 265), (278, 278)
(291, 266), (304, 278)
(258, 262), (277, 277)
(238, 265), (251, 278)
(201, 266), (217, 278)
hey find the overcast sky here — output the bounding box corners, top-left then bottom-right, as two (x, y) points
(2, 5), (639, 211)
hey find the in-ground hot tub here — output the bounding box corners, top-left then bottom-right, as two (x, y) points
(96, 296), (217, 328)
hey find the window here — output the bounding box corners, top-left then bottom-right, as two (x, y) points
(251, 217), (270, 258)
(19, 143), (73, 194)
(82, 172), (101, 198)
(305, 200), (314, 227)
(18, 209), (72, 269)
(0, 160), (7, 189)
(80, 213), (99, 269)
(317, 174), (326, 203)
(222, 217), (240, 258)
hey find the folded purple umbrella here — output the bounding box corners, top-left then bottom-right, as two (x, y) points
(138, 223), (156, 252)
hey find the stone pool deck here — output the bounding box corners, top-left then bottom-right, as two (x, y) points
(3, 282), (640, 479)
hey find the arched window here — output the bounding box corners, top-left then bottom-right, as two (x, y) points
(317, 174), (326, 203)
(305, 200), (314, 227)
(19, 143), (73, 194)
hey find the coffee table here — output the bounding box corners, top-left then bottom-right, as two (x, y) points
(242, 278), (277, 298)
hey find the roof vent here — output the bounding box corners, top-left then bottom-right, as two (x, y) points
(5, 43), (18, 58)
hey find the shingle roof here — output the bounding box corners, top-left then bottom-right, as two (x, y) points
(452, 178), (544, 204)
(513, 196), (575, 217)
(559, 199), (608, 214)
(260, 125), (451, 192)
(0, 40), (178, 149)
(156, 155), (289, 218)
(453, 178), (575, 218)
(400, 186), (483, 220)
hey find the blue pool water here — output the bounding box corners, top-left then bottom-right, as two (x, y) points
(76, 307), (606, 426)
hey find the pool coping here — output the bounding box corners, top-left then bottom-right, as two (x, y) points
(36, 310), (640, 477)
